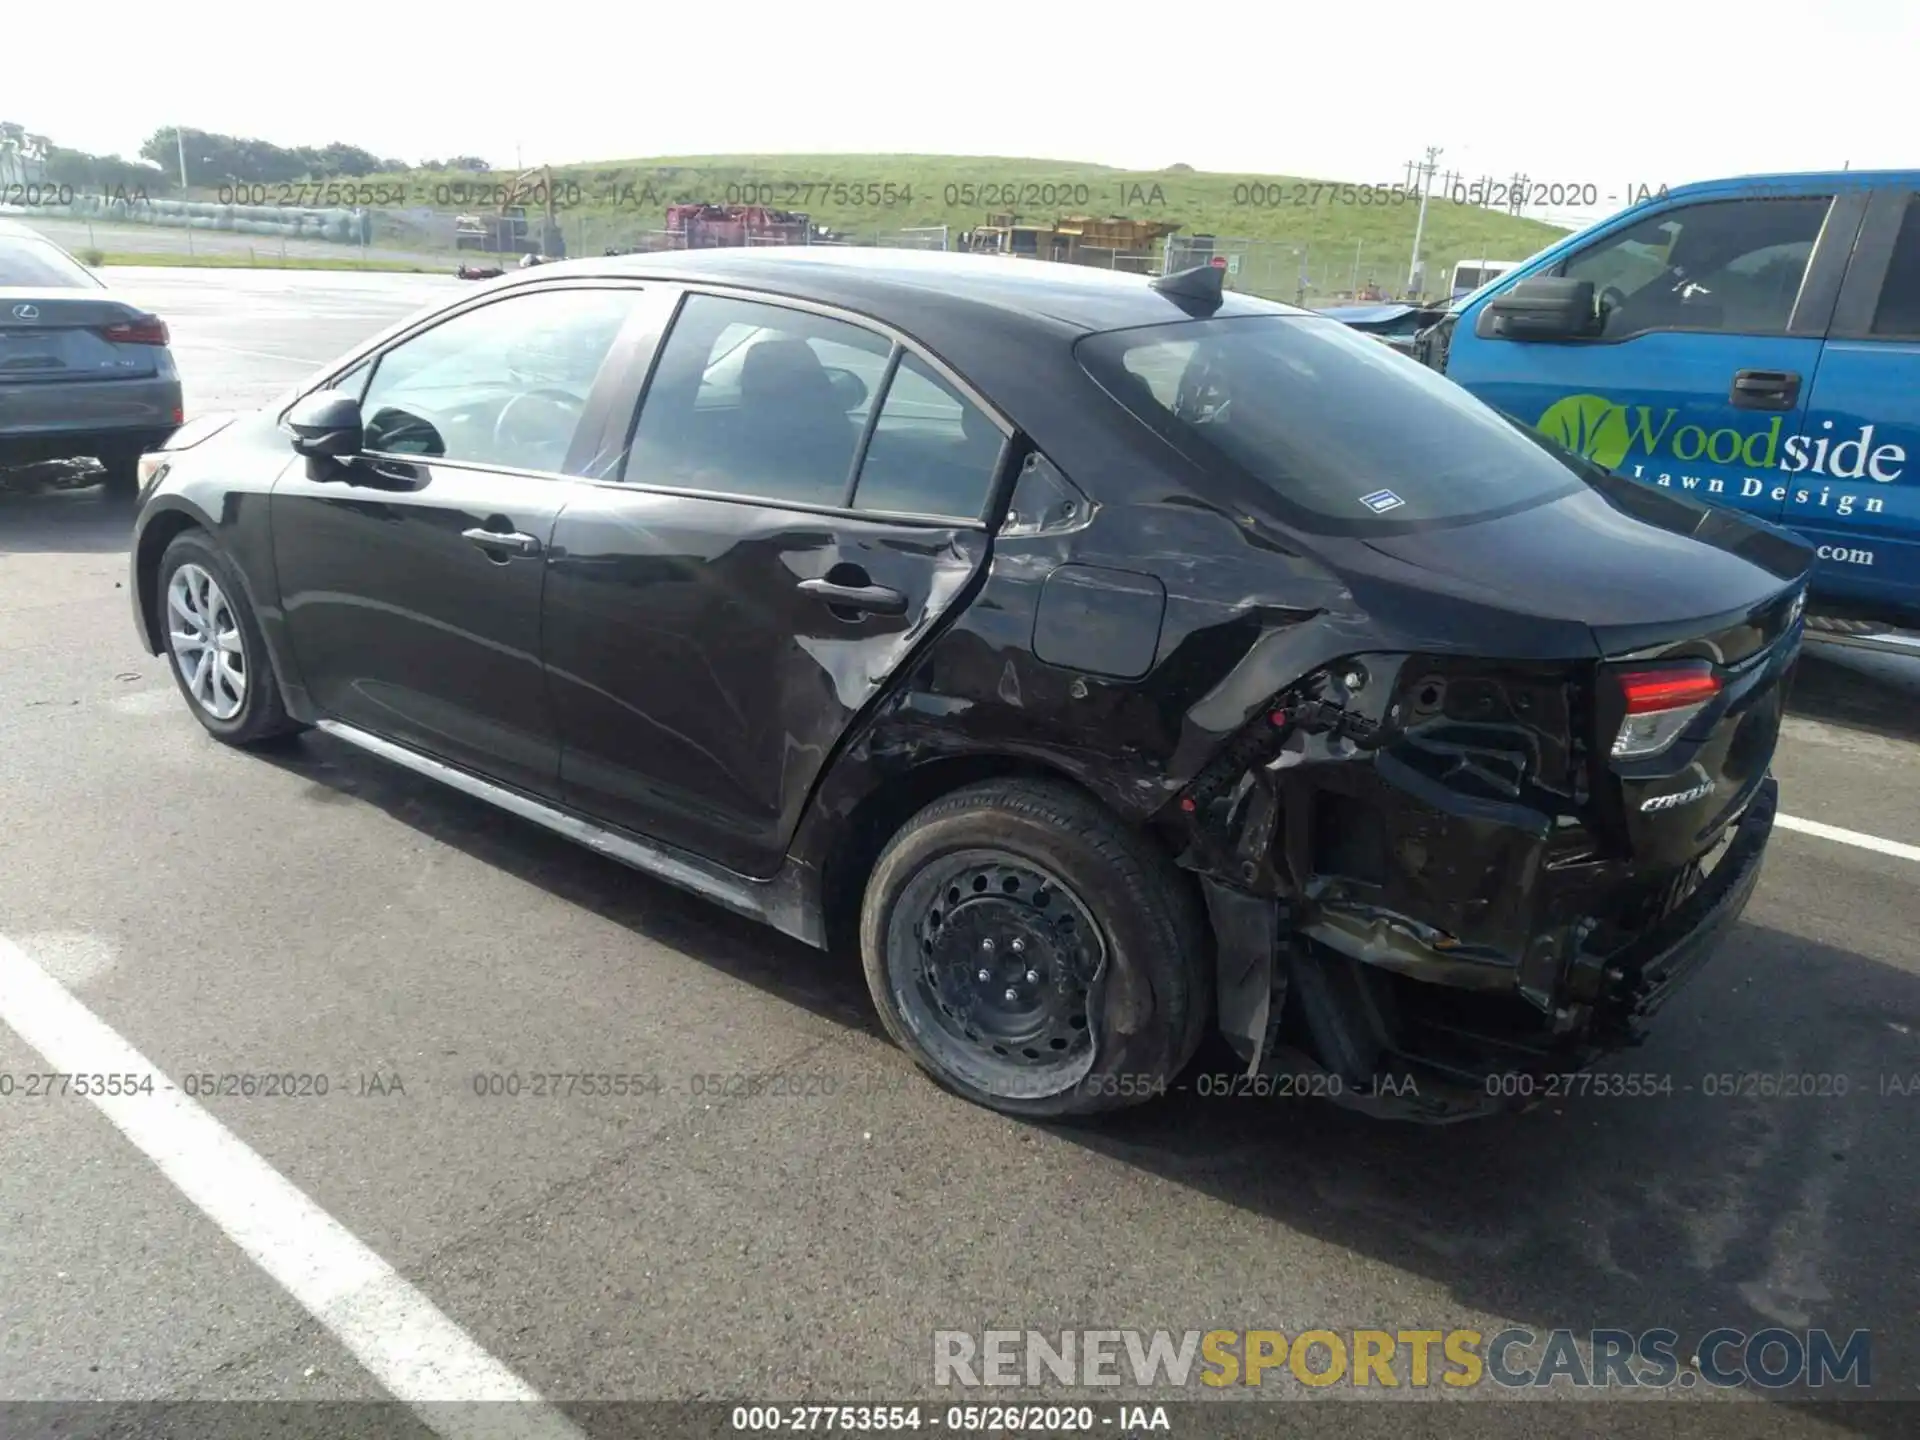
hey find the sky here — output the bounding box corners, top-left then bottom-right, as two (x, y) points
(8, 0), (1917, 228)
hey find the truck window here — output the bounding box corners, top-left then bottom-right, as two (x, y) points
(1870, 195), (1920, 336)
(1555, 196), (1831, 338)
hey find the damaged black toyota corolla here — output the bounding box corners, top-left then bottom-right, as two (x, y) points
(129, 248), (1811, 1122)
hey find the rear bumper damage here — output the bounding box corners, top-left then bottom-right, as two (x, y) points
(1177, 647), (1785, 1123)
(1200, 779), (1775, 1121)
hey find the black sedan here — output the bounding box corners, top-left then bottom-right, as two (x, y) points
(130, 248), (1811, 1122)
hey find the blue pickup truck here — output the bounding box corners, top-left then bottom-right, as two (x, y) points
(1407, 170), (1920, 653)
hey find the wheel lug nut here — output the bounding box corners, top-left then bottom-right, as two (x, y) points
(1010, 938), (1025, 953)
(1025, 969), (1039, 983)
(1003, 988), (1018, 1003)
(980, 939), (994, 953)
(977, 969), (990, 982)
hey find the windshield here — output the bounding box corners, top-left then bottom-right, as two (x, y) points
(1078, 314), (1585, 534)
(0, 235), (103, 289)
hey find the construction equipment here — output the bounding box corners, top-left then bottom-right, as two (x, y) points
(453, 167), (567, 257)
(960, 212), (1183, 273)
(663, 203), (814, 248)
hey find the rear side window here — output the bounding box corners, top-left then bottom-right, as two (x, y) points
(1870, 195), (1920, 336)
(0, 235), (102, 289)
(1079, 314), (1583, 533)
(852, 353), (1004, 518)
(626, 293), (890, 507)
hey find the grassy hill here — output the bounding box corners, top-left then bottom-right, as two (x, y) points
(210, 154), (1575, 301)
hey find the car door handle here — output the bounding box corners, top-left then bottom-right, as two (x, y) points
(796, 577), (908, 616)
(1730, 370), (1800, 410)
(461, 526), (542, 556)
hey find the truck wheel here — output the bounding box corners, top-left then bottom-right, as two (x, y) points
(157, 531), (305, 747)
(860, 778), (1210, 1118)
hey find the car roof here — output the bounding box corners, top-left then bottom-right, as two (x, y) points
(488, 246), (1325, 519)
(507, 245), (1304, 342)
(1664, 169), (1920, 201)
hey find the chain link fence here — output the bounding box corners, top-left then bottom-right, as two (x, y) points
(573, 216), (952, 256)
(6, 192), (1428, 308)
(1163, 235), (1418, 307)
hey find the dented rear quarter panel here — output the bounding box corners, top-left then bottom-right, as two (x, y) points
(794, 299), (1811, 1098)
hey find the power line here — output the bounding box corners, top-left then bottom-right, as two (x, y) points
(1406, 145), (1442, 298)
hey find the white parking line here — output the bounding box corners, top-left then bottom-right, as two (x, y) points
(173, 341), (326, 366)
(0, 935), (585, 1440)
(1777, 813), (1920, 864)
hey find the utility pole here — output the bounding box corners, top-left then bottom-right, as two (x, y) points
(176, 126), (190, 189)
(1407, 145), (1441, 299)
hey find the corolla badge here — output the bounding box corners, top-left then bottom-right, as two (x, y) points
(12, 303), (40, 320)
(1642, 778), (1717, 812)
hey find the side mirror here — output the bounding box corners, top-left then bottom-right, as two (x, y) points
(287, 390), (364, 458)
(1480, 278), (1599, 342)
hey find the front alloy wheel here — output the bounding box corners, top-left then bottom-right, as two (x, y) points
(155, 530), (303, 747)
(167, 563), (247, 720)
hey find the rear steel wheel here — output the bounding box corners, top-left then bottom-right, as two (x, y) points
(861, 778), (1211, 1119)
(888, 850), (1108, 1099)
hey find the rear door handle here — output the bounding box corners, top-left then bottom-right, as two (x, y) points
(796, 577), (908, 616)
(1730, 369), (1800, 410)
(461, 526), (542, 556)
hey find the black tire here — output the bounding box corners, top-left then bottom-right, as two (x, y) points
(94, 444), (142, 496)
(860, 778), (1211, 1119)
(156, 530), (306, 747)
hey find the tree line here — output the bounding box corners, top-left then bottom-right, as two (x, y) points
(0, 121), (490, 195)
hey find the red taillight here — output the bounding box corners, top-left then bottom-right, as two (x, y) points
(1617, 667), (1721, 714)
(1611, 663), (1721, 759)
(98, 316), (169, 346)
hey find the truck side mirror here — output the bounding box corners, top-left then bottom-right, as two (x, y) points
(1478, 278), (1600, 342)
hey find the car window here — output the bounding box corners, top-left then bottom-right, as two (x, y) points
(1556, 196), (1831, 337)
(1870, 195), (1920, 336)
(329, 360), (373, 403)
(0, 235), (103, 289)
(624, 293), (891, 506)
(358, 288), (640, 473)
(1080, 314), (1584, 534)
(697, 324), (891, 424)
(853, 353), (1003, 518)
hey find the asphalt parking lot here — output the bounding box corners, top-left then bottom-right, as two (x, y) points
(2, 269), (1917, 1439)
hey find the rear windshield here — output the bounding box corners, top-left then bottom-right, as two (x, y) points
(1078, 314), (1584, 534)
(0, 235), (102, 289)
